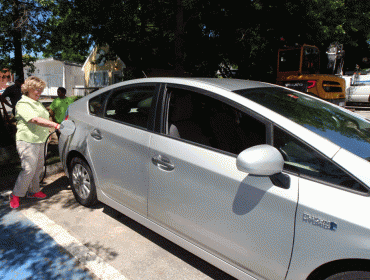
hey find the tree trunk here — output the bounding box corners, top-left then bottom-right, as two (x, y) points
(12, 0), (24, 81)
(174, 0), (185, 76)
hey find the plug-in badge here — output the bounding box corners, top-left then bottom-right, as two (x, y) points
(303, 213), (337, 231)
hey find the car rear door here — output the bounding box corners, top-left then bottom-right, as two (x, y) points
(87, 84), (158, 216)
(148, 84), (299, 280)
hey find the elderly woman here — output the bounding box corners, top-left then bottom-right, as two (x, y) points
(10, 76), (61, 209)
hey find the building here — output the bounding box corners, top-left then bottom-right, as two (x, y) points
(24, 58), (85, 97)
(82, 45), (125, 91)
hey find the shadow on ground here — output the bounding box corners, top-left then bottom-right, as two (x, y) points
(10, 175), (104, 214)
(0, 201), (97, 279)
(102, 206), (237, 280)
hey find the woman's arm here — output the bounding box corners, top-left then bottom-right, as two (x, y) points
(29, 117), (60, 130)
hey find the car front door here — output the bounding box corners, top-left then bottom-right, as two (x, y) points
(87, 84), (158, 216)
(148, 85), (299, 280)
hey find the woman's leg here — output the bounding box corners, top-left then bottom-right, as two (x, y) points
(28, 143), (45, 194)
(12, 141), (41, 197)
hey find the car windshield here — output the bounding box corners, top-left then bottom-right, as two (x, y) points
(234, 87), (370, 161)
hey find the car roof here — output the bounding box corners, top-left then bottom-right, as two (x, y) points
(189, 78), (275, 91)
(108, 77), (275, 92)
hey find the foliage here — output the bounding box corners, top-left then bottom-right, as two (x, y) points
(0, 0), (53, 79)
(1, 0), (370, 81)
(41, 0), (91, 63)
(49, 0), (370, 81)
(0, 0), (90, 80)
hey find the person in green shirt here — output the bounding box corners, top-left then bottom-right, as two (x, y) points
(50, 87), (76, 124)
(9, 76), (61, 209)
(49, 87), (76, 138)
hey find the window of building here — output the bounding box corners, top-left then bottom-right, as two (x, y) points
(112, 71), (123, 84)
(89, 71), (109, 87)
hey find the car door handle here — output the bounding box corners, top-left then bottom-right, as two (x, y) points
(90, 129), (103, 140)
(152, 155), (175, 171)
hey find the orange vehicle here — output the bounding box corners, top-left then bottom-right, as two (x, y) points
(277, 44), (346, 106)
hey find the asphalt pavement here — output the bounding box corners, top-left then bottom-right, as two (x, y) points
(0, 196), (97, 280)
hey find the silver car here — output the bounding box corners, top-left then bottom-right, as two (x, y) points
(59, 78), (370, 280)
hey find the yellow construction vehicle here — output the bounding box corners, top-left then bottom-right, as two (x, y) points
(277, 44), (346, 106)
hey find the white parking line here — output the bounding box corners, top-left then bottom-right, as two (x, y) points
(20, 207), (129, 280)
(0, 191), (129, 280)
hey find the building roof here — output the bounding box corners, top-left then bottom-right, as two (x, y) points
(33, 57), (82, 67)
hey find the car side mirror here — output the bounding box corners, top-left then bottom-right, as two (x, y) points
(236, 145), (290, 189)
(236, 144), (284, 175)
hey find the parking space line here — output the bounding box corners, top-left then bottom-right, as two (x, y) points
(20, 207), (128, 280)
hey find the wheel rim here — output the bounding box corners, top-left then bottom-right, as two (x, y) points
(71, 163), (91, 199)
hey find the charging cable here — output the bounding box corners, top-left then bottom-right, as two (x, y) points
(40, 120), (76, 183)
(39, 121), (73, 183)
(40, 130), (58, 183)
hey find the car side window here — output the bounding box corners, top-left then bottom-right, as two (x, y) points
(89, 94), (106, 116)
(166, 87), (266, 154)
(104, 85), (155, 129)
(273, 126), (368, 193)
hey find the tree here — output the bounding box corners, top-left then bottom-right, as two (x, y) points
(41, 0), (91, 63)
(0, 0), (92, 81)
(42, 0), (370, 81)
(0, 0), (53, 79)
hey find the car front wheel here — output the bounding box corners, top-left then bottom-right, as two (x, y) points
(69, 157), (97, 207)
(325, 271), (370, 280)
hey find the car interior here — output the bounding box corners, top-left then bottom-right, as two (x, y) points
(167, 88), (266, 155)
(104, 88), (154, 128)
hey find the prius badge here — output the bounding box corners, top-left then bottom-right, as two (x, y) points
(303, 213), (337, 231)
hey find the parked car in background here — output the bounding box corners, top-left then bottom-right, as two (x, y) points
(59, 78), (370, 280)
(343, 72), (370, 105)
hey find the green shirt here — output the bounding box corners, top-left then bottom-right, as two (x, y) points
(50, 96), (76, 123)
(15, 95), (50, 143)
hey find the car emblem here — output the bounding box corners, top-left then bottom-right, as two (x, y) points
(303, 213), (337, 231)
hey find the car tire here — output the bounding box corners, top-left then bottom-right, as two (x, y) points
(69, 157), (98, 207)
(325, 271), (370, 280)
